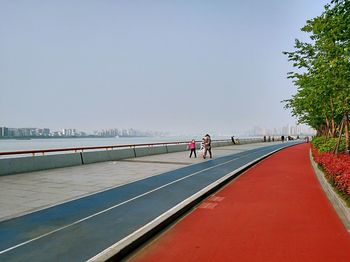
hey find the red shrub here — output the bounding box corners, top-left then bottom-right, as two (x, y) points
(312, 145), (350, 197)
(336, 173), (350, 193)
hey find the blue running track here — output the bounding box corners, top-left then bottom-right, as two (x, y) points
(0, 142), (300, 261)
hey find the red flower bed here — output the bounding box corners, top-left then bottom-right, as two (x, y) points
(312, 145), (350, 195)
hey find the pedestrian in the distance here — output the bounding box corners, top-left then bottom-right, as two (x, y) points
(188, 139), (197, 158)
(231, 136), (236, 144)
(203, 134), (212, 159)
(200, 138), (205, 157)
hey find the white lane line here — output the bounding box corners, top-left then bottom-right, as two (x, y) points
(0, 145), (284, 255)
(88, 145), (293, 262)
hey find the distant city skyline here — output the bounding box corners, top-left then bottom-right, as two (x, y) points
(0, 126), (167, 138)
(244, 124), (315, 137)
(0, 1), (329, 135)
(0, 123), (315, 138)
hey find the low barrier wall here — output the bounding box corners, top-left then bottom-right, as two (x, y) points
(82, 148), (136, 165)
(0, 153), (83, 176)
(0, 138), (265, 176)
(166, 144), (187, 153)
(135, 146), (168, 157)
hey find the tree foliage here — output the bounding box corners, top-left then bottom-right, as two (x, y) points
(284, 0), (350, 152)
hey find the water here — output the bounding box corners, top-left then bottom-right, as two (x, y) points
(0, 136), (232, 152)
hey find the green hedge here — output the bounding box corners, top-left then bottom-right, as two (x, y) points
(311, 136), (346, 153)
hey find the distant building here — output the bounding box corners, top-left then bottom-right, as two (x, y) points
(43, 128), (50, 136)
(3, 127), (9, 137)
(0, 126), (162, 138)
(244, 124), (315, 137)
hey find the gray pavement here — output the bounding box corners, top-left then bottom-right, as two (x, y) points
(0, 142), (278, 222)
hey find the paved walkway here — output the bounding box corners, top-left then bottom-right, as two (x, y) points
(129, 143), (350, 262)
(0, 142), (293, 261)
(0, 142), (273, 221)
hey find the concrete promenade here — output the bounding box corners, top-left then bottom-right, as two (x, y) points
(0, 142), (274, 222)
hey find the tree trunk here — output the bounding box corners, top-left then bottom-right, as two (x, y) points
(331, 118), (336, 137)
(330, 98), (336, 137)
(325, 116), (330, 138)
(335, 117), (344, 155)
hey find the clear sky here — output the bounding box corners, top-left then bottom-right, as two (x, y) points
(0, 0), (329, 136)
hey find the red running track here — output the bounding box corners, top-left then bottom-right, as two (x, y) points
(130, 144), (350, 262)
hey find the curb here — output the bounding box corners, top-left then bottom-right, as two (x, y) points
(309, 150), (350, 233)
(88, 143), (299, 261)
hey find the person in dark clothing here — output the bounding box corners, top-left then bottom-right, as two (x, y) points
(203, 134), (212, 159)
(231, 136), (236, 144)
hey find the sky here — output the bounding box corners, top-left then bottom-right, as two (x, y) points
(0, 0), (330, 136)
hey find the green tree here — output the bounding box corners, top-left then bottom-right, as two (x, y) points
(284, 0), (350, 152)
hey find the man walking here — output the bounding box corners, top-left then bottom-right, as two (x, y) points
(203, 134), (212, 159)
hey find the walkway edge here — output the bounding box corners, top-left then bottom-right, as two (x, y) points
(309, 150), (350, 233)
(88, 145), (294, 262)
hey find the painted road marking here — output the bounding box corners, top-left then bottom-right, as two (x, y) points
(88, 143), (300, 261)
(199, 202), (218, 209)
(210, 196), (225, 202)
(1, 143), (297, 260)
(0, 150), (261, 255)
(88, 144), (296, 262)
(118, 159), (190, 165)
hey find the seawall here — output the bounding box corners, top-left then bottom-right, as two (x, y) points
(0, 138), (263, 176)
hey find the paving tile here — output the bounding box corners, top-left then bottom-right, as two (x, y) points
(0, 142), (274, 221)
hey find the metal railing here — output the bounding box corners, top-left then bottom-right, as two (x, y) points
(0, 139), (234, 157)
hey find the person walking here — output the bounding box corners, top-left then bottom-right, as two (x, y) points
(203, 134), (212, 159)
(231, 136), (236, 144)
(188, 139), (197, 158)
(199, 138), (205, 157)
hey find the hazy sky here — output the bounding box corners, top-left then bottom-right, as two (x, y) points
(0, 0), (329, 135)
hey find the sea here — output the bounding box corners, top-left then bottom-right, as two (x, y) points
(0, 135), (233, 152)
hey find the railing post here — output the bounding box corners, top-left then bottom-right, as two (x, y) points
(132, 146), (136, 158)
(80, 152), (85, 165)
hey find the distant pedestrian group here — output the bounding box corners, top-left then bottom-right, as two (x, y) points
(188, 134), (212, 159)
